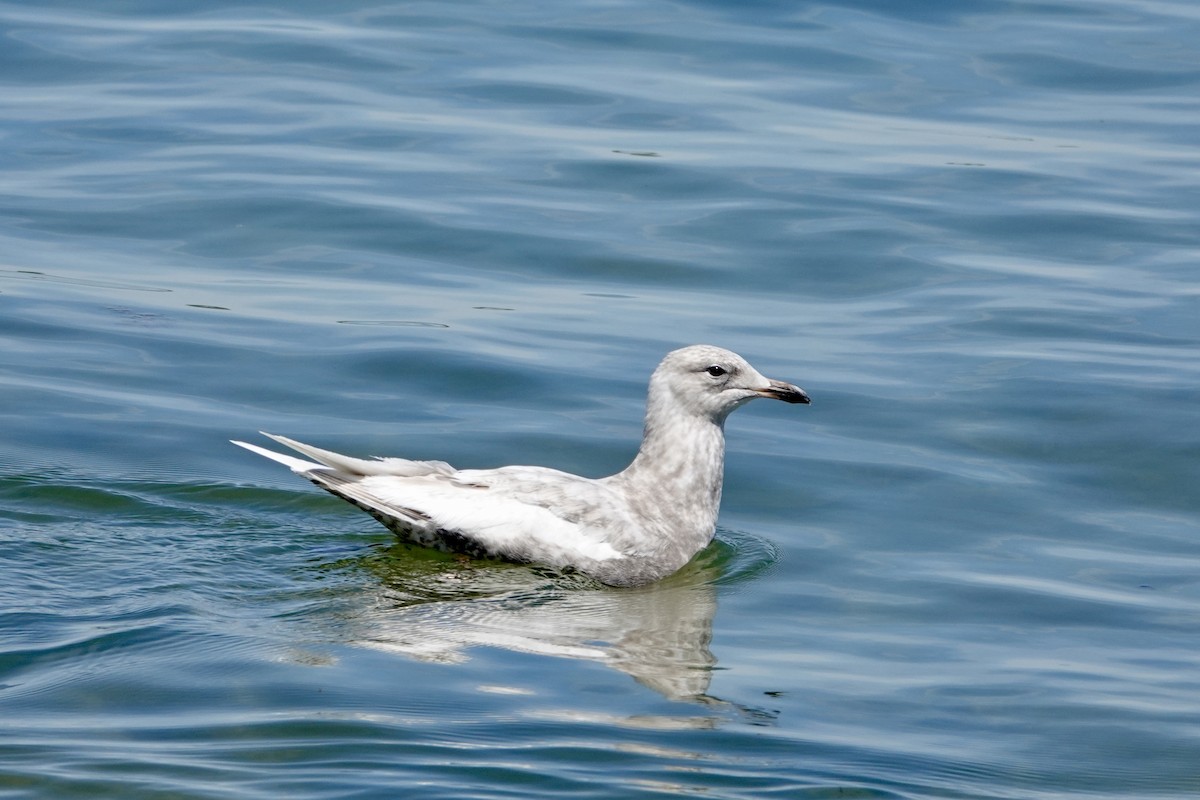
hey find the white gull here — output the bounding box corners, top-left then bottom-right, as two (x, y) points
(232, 345), (809, 587)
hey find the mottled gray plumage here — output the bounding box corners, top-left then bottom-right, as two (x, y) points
(233, 345), (809, 586)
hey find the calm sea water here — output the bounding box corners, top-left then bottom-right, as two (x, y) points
(3, 1), (1199, 797)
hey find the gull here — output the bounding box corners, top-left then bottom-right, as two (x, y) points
(232, 345), (809, 587)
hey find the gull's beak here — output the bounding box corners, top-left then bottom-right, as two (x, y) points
(756, 379), (811, 405)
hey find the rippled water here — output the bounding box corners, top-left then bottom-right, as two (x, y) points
(3, 1), (1199, 798)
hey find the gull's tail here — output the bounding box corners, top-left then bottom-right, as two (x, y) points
(230, 438), (323, 474)
(231, 433), (454, 477)
(231, 433), (442, 545)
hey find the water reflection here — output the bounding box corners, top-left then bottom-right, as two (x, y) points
(327, 538), (768, 704)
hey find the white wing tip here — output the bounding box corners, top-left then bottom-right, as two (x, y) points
(231, 438), (324, 473)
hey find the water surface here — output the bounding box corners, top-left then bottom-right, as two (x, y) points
(2, 1), (1199, 797)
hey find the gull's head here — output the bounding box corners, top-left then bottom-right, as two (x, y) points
(649, 344), (810, 423)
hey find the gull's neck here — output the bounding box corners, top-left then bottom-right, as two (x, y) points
(612, 393), (728, 544)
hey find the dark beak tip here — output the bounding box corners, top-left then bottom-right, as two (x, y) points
(762, 383), (810, 405)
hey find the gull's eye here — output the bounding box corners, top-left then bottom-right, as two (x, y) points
(705, 364), (727, 377)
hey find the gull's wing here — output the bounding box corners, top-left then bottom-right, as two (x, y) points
(232, 435), (627, 569)
(341, 473), (626, 567)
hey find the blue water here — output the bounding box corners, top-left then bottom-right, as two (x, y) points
(3, 1), (1199, 797)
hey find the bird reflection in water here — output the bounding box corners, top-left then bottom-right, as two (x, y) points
(318, 533), (779, 723)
